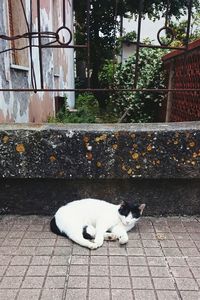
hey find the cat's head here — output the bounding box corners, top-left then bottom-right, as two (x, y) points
(118, 201), (146, 226)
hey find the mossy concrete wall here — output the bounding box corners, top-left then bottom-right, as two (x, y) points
(0, 123), (200, 215)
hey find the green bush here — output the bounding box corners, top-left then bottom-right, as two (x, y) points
(49, 93), (99, 123)
(111, 46), (168, 122)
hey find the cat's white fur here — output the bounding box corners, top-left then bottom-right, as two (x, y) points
(54, 198), (145, 249)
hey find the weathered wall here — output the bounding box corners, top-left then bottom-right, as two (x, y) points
(0, 122), (200, 215)
(0, 0), (75, 123)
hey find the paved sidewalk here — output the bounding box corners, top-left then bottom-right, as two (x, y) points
(0, 215), (200, 300)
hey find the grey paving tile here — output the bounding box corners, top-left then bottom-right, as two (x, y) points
(180, 247), (200, 256)
(90, 265), (108, 276)
(31, 256), (51, 265)
(134, 290), (157, 300)
(69, 265), (89, 276)
(142, 240), (160, 248)
(156, 290), (180, 300)
(0, 255), (12, 266)
(44, 276), (65, 288)
(0, 265), (7, 276)
(53, 246), (72, 255)
(5, 265), (28, 276)
(90, 255), (108, 265)
(0, 246), (18, 255)
(109, 247), (127, 256)
(144, 247), (163, 257)
(110, 265), (129, 276)
(130, 266), (150, 277)
(111, 276), (131, 289)
(128, 256), (147, 266)
(147, 257), (166, 266)
(150, 266), (170, 277)
(131, 277), (153, 289)
(51, 255), (71, 265)
(14, 247), (36, 255)
(72, 246), (90, 256)
(89, 276), (109, 288)
(67, 276), (88, 288)
(190, 267), (200, 278)
(35, 246), (54, 255)
(162, 247), (183, 257)
(10, 256), (32, 265)
(56, 237), (72, 246)
(40, 289), (63, 300)
(0, 289), (18, 300)
(127, 247), (144, 256)
(17, 289), (41, 300)
(174, 277), (199, 290)
(111, 289), (133, 300)
(170, 266), (193, 278)
(27, 225), (44, 232)
(70, 255), (89, 265)
(90, 246), (108, 255)
(20, 239), (39, 247)
(186, 257), (200, 266)
(153, 277), (175, 290)
(180, 291), (200, 300)
(89, 289), (110, 300)
(21, 276), (45, 288)
(160, 240), (178, 248)
(65, 289), (87, 300)
(26, 265), (48, 276)
(110, 256), (128, 265)
(0, 276), (23, 289)
(166, 257), (187, 266)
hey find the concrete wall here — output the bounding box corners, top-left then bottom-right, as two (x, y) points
(0, 0), (75, 123)
(0, 122), (200, 215)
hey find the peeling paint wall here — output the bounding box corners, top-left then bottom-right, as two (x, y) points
(0, 0), (75, 123)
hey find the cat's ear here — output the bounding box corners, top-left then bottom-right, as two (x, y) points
(139, 204), (146, 215)
(120, 200), (127, 207)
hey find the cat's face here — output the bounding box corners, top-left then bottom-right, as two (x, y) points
(118, 201), (145, 226)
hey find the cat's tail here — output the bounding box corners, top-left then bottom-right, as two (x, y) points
(50, 217), (67, 238)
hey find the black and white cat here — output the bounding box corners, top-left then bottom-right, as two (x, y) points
(50, 198), (145, 249)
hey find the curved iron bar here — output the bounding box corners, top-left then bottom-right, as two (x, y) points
(157, 26), (175, 46)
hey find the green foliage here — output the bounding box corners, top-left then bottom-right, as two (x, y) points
(99, 59), (117, 88)
(111, 47), (168, 122)
(49, 93), (99, 123)
(170, 11), (200, 46)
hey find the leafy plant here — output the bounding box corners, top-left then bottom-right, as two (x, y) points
(48, 93), (99, 123)
(111, 46), (168, 122)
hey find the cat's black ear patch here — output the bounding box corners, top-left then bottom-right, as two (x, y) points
(118, 201), (130, 216)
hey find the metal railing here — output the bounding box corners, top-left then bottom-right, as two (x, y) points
(0, 0), (198, 95)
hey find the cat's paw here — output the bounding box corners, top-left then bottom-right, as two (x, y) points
(119, 235), (128, 245)
(104, 232), (118, 241)
(89, 242), (99, 250)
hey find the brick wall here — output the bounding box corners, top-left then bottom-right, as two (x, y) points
(163, 39), (200, 122)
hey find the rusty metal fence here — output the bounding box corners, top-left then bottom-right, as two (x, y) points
(0, 0), (199, 102)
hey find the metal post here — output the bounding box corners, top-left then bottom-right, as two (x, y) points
(134, 0), (144, 88)
(86, 0), (91, 88)
(37, 0), (44, 89)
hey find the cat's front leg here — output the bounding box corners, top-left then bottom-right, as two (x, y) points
(112, 225), (129, 245)
(94, 224), (108, 248)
